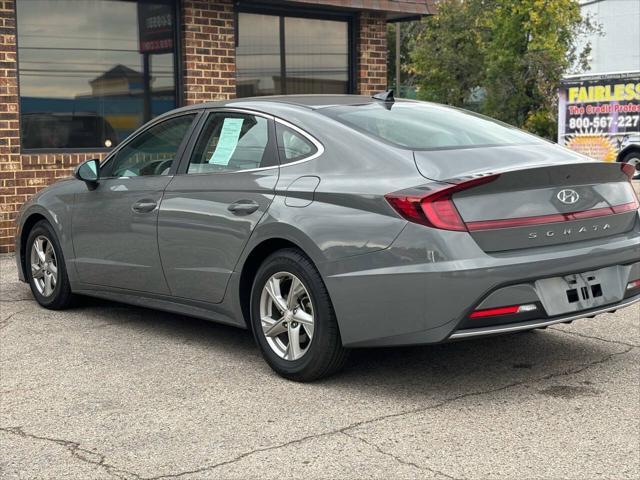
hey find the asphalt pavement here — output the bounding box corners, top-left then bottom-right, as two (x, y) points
(1, 253), (639, 479)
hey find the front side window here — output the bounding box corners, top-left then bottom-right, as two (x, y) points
(188, 113), (275, 174)
(17, 0), (178, 150)
(322, 103), (547, 150)
(276, 123), (317, 163)
(107, 114), (195, 177)
(236, 12), (349, 97)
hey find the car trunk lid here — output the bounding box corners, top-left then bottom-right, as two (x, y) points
(413, 147), (638, 252)
(413, 143), (592, 181)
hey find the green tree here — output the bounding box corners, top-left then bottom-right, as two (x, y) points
(410, 0), (486, 106)
(386, 20), (424, 91)
(409, 0), (597, 139)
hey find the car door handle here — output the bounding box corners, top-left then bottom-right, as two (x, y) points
(227, 200), (260, 215)
(132, 200), (158, 213)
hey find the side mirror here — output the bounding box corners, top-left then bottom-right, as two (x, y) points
(74, 159), (100, 186)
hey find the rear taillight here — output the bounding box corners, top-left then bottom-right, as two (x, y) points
(622, 163), (640, 207)
(621, 162), (637, 180)
(469, 304), (537, 319)
(385, 175), (499, 231)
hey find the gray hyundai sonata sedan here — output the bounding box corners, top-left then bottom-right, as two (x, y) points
(15, 94), (640, 381)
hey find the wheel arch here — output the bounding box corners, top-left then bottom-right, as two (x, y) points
(238, 237), (309, 334)
(18, 211), (50, 279)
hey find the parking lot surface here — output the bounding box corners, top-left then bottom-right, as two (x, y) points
(1, 253), (639, 479)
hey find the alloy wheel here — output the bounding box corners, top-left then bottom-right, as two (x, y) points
(30, 235), (58, 297)
(259, 272), (315, 361)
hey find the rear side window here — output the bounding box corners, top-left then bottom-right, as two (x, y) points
(276, 123), (318, 164)
(321, 103), (546, 150)
(188, 113), (276, 174)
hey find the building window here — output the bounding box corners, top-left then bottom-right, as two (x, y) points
(16, 0), (179, 151)
(236, 12), (350, 97)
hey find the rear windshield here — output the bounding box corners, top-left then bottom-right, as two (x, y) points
(321, 102), (546, 150)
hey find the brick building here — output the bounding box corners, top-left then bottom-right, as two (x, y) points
(0, 0), (434, 253)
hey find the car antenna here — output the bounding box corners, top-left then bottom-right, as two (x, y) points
(372, 89), (395, 102)
(372, 89), (394, 109)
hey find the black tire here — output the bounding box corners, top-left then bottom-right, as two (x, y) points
(620, 151), (640, 179)
(25, 220), (74, 310)
(250, 248), (349, 382)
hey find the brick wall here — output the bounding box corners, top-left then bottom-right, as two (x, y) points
(182, 0), (235, 105)
(0, 0), (238, 253)
(0, 0), (390, 253)
(0, 1), (109, 253)
(0, 0), (18, 253)
(356, 11), (388, 96)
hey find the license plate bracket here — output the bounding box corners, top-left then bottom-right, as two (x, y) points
(564, 274), (604, 304)
(534, 265), (628, 316)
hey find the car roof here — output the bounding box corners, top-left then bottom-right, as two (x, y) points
(168, 94), (418, 117)
(230, 95), (378, 109)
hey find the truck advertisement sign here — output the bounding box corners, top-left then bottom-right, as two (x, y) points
(558, 72), (640, 162)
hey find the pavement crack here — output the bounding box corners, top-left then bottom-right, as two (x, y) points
(142, 430), (342, 479)
(342, 344), (634, 430)
(0, 427), (140, 480)
(0, 309), (29, 330)
(144, 346), (632, 479)
(549, 327), (639, 348)
(342, 431), (461, 480)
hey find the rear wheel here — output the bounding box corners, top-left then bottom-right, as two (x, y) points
(250, 249), (349, 382)
(620, 151), (640, 180)
(25, 220), (74, 309)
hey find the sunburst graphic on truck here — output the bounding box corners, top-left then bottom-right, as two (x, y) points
(565, 132), (618, 162)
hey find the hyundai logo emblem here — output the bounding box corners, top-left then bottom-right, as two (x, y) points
(557, 189), (580, 205)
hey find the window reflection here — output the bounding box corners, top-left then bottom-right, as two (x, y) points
(108, 114), (195, 177)
(17, 0), (177, 150)
(236, 13), (281, 97)
(285, 17), (348, 94)
(237, 13), (349, 97)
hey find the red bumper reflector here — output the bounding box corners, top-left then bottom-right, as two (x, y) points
(470, 304), (537, 319)
(627, 279), (640, 291)
(466, 199), (639, 232)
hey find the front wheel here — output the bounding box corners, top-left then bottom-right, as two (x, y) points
(250, 249), (349, 382)
(25, 220), (74, 309)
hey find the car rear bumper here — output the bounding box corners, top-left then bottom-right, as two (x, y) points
(448, 293), (640, 340)
(321, 218), (640, 347)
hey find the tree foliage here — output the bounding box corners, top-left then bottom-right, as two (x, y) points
(409, 0), (598, 139)
(386, 21), (424, 89)
(408, 0), (485, 105)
